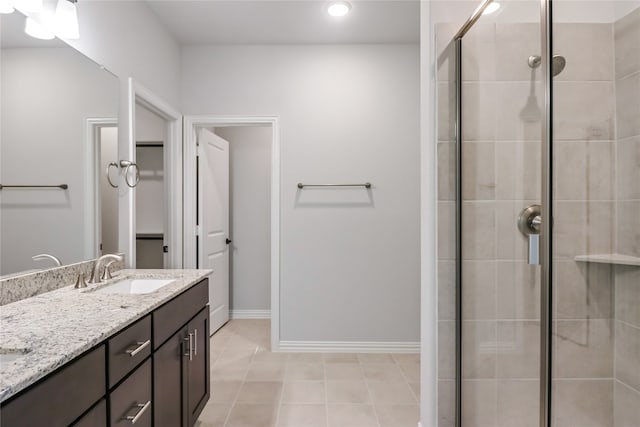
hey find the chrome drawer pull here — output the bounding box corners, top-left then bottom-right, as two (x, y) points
(194, 329), (198, 356)
(124, 401), (151, 424)
(125, 340), (151, 357)
(183, 334), (193, 361)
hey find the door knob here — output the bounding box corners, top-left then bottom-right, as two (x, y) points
(226, 238), (232, 245)
(518, 204), (541, 265)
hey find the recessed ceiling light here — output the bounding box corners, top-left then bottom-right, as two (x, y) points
(482, 2), (501, 15)
(327, 1), (351, 17)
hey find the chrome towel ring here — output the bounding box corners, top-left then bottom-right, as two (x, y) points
(105, 160), (140, 188)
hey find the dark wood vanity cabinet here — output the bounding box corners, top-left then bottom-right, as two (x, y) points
(0, 278), (210, 427)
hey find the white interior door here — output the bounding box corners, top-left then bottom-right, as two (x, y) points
(197, 128), (230, 334)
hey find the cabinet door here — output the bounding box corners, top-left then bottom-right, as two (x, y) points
(72, 399), (107, 427)
(186, 308), (210, 426)
(154, 326), (188, 427)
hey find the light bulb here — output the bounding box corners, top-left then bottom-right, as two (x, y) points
(482, 2), (501, 15)
(53, 0), (79, 39)
(25, 16), (54, 40)
(327, 1), (351, 17)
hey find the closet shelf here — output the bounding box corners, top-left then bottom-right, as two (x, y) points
(574, 254), (640, 267)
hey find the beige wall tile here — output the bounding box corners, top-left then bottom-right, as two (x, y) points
(462, 260), (497, 320)
(495, 201), (530, 261)
(439, 261), (456, 321)
(553, 379), (613, 427)
(495, 23), (541, 81)
(554, 140), (615, 201)
(553, 201), (615, 259)
(438, 380), (456, 427)
(495, 82), (544, 142)
(327, 404), (378, 427)
(281, 381), (326, 404)
(615, 321), (640, 391)
(438, 201), (456, 261)
(495, 141), (541, 201)
(496, 321), (540, 379)
(276, 404), (327, 427)
(496, 261), (540, 320)
(437, 82), (456, 142)
(554, 23), (614, 81)
(615, 7), (640, 79)
(555, 261), (613, 320)
(554, 320), (614, 379)
(616, 136), (640, 200)
(554, 81), (615, 141)
(438, 142), (456, 201)
(439, 320), (455, 380)
(496, 380), (540, 427)
(462, 380), (498, 427)
(226, 403), (278, 427)
(326, 381), (370, 404)
(375, 404), (420, 427)
(462, 142), (496, 200)
(617, 201), (640, 257)
(462, 82), (497, 141)
(615, 266), (640, 328)
(463, 321), (497, 379)
(614, 380), (640, 427)
(462, 23), (497, 82)
(462, 201), (497, 260)
(615, 72), (640, 139)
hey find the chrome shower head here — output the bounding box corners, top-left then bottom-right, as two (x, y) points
(528, 55), (566, 76)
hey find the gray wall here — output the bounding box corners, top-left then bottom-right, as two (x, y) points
(214, 126), (272, 313)
(182, 44), (420, 343)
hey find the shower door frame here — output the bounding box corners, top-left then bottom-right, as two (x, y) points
(451, 1), (554, 427)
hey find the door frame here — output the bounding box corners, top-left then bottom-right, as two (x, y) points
(125, 78), (183, 268)
(183, 116), (281, 351)
(85, 117), (118, 259)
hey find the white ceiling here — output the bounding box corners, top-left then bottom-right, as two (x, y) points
(146, 0), (420, 45)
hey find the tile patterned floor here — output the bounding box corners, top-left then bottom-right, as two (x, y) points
(195, 319), (420, 427)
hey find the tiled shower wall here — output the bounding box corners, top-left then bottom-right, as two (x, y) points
(436, 14), (640, 427)
(613, 6), (640, 427)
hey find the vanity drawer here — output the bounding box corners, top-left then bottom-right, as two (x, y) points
(72, 399), (107, 427)
(0, 345), (105, 427)
(108, 315), (151, 388)
(153, 278), (208, 349)
(110, 358), (152, 427)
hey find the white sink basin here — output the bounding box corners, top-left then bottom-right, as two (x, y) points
(95, 279), (175, 294)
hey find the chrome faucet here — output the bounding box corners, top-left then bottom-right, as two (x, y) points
(32, 254), (62, 267)
(89, 254), (123, 284)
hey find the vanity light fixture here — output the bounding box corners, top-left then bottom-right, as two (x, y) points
(52, 0), (79, 39)
(0, 0), (15, 14)
(482, 2), (501, 15)
(327, 1), (351, 17)
(24, 16), (54, 39)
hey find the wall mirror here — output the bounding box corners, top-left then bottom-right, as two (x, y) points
(0, 9), (119, 278)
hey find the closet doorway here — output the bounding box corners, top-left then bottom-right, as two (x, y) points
(184, 117), (280, 347)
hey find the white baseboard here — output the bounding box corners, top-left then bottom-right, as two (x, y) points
(279, 340), (420, 353)
(230, 309), (271, 319)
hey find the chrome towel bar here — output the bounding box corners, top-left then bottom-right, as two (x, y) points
(0, 184), (68, 190)
(297, 183), (371, 189)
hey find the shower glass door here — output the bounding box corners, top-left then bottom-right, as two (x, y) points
(457, 3), (543, 426)
(551, 2), (640, 426)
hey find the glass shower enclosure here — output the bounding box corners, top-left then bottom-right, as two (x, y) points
(437, 0), (640, 426)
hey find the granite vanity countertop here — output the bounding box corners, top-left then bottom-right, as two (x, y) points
(0, 269), (212, 403)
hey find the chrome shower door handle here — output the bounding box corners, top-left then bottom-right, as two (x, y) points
(518, 204), (542, 266)
(106, 162), (119, 188)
